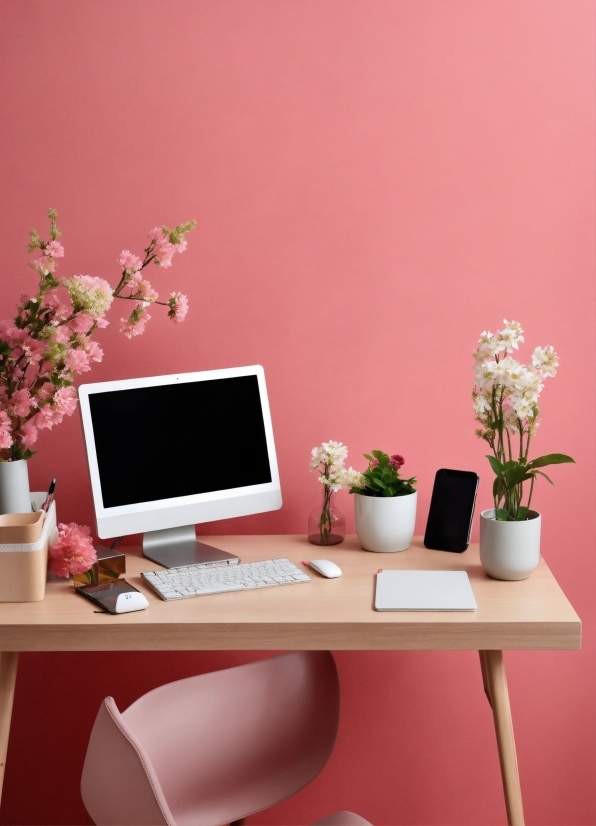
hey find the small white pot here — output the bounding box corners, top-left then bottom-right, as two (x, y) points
(479, 508), (541, 581)
(354, 491), (417, 553)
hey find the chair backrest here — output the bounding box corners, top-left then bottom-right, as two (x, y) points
(81, 651), (340, 826)
(80, 696), (174, 825)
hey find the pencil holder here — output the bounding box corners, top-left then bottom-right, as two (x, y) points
(0, 498), (57, 602)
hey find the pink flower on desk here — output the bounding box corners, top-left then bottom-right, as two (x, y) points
(49, 522), (97, 578)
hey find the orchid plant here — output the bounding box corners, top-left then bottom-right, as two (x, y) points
(0, 210), (195, 461)
(473, 320), (574, 521)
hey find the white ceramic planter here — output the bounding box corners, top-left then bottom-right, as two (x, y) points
(0, 459), (31, 515)
(479, 508), (541, 581)
(354, 491), (417, 553)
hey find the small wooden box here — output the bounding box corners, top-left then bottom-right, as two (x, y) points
(72, 546), (126, 587)
(0, 499), (57, 602)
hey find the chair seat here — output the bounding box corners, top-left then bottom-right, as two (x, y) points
(312, 811), (373, 826)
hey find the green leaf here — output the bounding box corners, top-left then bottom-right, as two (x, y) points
(504, 466), (532, 488)
(493, 476), (506, 498)
(495, 508), (509, 521)
(526, 454), (575, 470)
(486, 455), (504, 475)
(535, 470), (554, 485)
(516, 507), (529, 521)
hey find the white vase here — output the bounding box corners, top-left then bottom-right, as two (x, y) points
(354, 491), (417, 552)
(0, 460), (31, 515)
(479, 508), (541, 581)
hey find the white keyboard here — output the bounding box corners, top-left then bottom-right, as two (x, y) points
(142, 558), (311, 601)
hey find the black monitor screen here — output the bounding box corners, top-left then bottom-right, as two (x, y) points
(88, 375), (273, 508)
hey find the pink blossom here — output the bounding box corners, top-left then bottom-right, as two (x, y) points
(118, 250), (142, 272)
(64, 348), (91, 373)
(149, 227), (175, 268)
(49, 522), (97, 577)
(0, 411), (13, 450)
(389, 454), (405, 470)
(63, 275), (113, 318)
(70, 313), (95, 334)
(8, 389), (35, 418)
(167, 292), (189, 323)
(51, 324), (72, 344)
(53, 386), (78, 417)
(36, 405), (61, 430)
(0, 323), (26, 347)
(45, 240), (64, 258)
(95, 317), (109, 329)
(32, 256), (56, 274)
(120, 304), (150, 338)
(37, 382), (55, 401)
(20, 419), (38, 448)
(43, 290), (71, 321)
(21, 335), (47, 363)
(85, 340), (104, 363)
(136, 280), (158, 302)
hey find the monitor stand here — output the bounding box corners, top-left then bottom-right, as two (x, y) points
(142, 525), (240, 569)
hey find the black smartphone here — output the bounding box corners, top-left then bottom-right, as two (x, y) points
(424, 469), (479, 552)
(76, 580), (144, 614)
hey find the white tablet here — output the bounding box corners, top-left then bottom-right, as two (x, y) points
(375, 570), (477, 611)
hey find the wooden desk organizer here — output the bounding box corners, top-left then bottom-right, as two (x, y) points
(0, 499), (57, 602)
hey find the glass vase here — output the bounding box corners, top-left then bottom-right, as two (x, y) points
(308, 489), (345, 546)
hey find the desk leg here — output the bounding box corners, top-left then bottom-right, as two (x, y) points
(480, 650), (524, 826)
(0, 652), (18, 806)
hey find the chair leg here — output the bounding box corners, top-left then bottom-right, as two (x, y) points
(480, 650), (524, 826)
(0, 652), (19, 807)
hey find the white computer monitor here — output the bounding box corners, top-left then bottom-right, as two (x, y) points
(78, 365), (282, 568)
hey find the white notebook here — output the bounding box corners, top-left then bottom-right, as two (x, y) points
(375, 570), (477, 611)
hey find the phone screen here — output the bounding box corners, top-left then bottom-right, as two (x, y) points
(424, 469), (479, 552)
(76, 580), (141, 613)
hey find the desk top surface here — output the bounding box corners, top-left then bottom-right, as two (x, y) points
(0, 536), (581, 651)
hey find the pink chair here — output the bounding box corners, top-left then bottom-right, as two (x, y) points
(81, 651), (372, 826)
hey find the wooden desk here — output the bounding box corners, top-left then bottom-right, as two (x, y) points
(0, 536), (581, 825)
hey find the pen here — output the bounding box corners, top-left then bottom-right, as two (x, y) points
(42, 478), (56, 513)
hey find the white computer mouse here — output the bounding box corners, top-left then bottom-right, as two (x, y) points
(115, 592), (149, 613)
(307, 559), (342, 578)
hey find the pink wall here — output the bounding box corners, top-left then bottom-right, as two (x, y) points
(1, 1), (594, 823)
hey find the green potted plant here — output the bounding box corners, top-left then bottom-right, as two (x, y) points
(473, 320), (574, 579)
(348, 450), (417, 552)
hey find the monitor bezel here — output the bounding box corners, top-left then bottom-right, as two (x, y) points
(78, 365), (282, 538)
